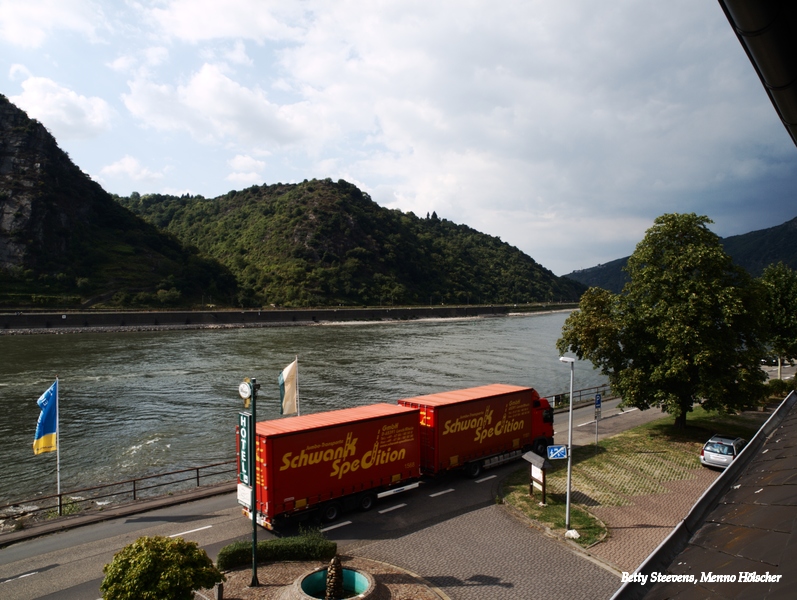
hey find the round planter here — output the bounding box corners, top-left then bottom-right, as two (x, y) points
(282, 566), (376, 600)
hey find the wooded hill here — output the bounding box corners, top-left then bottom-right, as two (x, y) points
(565, 216), (797, 293)
(0, 94), (235, 308)
(0, 94), (582, 309)
(116, 180), (585, 307)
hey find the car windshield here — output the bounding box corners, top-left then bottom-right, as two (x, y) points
(705, 442), (733, 455)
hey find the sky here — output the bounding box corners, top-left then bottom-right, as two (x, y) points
(2, 1), (796, 276)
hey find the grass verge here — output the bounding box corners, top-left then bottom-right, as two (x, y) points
(501, 405), (770, 548)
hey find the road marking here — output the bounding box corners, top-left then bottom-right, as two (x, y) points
(577, 407), (639, 427)
(321, 521), (352, 532)
(379, 503), (406, 514)
(429, 488), (455, 498)
(475, 475), (497, 483)
(1, 571), (38, 584)
(169, 525), (212, 538)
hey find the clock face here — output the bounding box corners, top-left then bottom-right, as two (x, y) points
(238, 381), (251, 399)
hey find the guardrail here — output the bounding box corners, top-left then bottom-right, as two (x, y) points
(549, 383), (615, 410)
(0, 460), (237, 520)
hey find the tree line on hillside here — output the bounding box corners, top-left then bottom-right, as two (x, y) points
(115, 178), (584, 308)
(558, 213), (797, 428)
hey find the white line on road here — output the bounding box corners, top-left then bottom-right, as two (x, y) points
(321, 521), (352, 532)
(378, 503), (407, 514)
(429, 489), (455, 497)
(577, 407), (639, 427)
(475, 475), (497, 483)
(169, 525), (212, 538)
(1, 571), (38, 584)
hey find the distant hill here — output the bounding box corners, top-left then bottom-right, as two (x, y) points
(565, 216), (797, 293)
(116, 180), (585, 307)
(0, 94), (236, 308)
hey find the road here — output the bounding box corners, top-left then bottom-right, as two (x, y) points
(0, 399), (676, 600)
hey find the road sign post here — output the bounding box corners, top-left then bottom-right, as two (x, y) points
(595, 393), (602, 453)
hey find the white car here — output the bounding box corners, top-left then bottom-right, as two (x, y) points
(700, 435), (746, 469)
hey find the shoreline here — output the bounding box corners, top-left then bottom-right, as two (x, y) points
(1, 305), (576, 336)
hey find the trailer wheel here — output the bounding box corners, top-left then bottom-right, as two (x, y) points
(358, 493), (376, 512)
(321, 502), (342, 523)
(465, 461), (482, 478)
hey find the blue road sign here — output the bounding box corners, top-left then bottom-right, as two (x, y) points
(547, 444), (568, 460)
(595, 393), (602, 408)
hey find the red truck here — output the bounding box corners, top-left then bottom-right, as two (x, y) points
(239, 384), (553, 528)
(397, 384), (554, 478)
(242, 403), (421, 530)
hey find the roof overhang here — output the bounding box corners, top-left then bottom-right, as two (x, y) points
(717, 0), (797, 146)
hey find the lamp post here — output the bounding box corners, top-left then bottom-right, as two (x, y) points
(559, 356), (575, 532)
(238, 377), (260, 587)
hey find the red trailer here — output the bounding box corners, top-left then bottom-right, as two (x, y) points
(242, 403), (421, 529)
(397, 384), (554, 478)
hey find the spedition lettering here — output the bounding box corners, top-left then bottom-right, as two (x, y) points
(441, 406), (525, 444)
(330, 443), (406, 480)
(278, 431), (407, 479)
(280, 432), (358, 470)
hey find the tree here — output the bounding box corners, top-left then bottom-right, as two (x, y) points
(761, 262), (797, 379)
(101, 536), (225, 600)
(557, 213), (768, 428)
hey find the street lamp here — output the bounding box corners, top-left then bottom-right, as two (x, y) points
(559, 356), (575, 533)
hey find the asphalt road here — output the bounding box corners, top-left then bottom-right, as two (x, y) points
(0, 397), (735, 600)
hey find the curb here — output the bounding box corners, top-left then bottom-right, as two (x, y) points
(0, 481), (236, 549)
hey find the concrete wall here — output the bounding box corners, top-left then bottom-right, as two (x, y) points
(1, 305), (510, 331)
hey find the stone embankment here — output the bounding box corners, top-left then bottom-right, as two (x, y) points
(1, 305), (514, 334)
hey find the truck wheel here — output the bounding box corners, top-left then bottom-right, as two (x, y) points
(322, 502), (342, 523)
(533, 440), (548, 457)
(465, 461), (482, 478)
(358, 493), (376, 512)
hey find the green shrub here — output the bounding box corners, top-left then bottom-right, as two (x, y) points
(100, 535), (225, 600)
(767, 378), (796, 398)
(216, 528), (336, 571)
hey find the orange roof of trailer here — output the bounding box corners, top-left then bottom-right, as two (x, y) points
(255, 403), (417, 437)
(398, 384), (531, 407)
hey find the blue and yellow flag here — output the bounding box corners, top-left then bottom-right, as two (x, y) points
(33, 380), (58, 455)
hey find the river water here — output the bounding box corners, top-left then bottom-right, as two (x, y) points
(0, 311), (606, 504)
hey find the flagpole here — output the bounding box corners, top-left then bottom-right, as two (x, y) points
(56, 375), (61, 516)
(295, 356), (300, 416)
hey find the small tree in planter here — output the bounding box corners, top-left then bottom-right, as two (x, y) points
(101, 535), (225, 600)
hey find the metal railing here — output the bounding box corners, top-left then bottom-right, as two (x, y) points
(548, 383), (615, 409)
(0, 460), (237, 521)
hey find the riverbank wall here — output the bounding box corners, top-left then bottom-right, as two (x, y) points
(1, 305), (519, 334)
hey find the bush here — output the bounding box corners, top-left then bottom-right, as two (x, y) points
(100, 536), (225, 600)
(767, 378), (796, 398)
(216, 528), (337, 571)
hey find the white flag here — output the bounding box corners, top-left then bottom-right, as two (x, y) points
(279, 358), (298, 415)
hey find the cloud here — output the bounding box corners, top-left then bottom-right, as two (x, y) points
(226, 154), (266, 185)
(10, 76), (114, 139)
(100, 155), (166, 182)
(0, 0), (103, 48)
(146, 0), (302, 43)
(123, 63), (301, 144)
(7, 1), (792, 275)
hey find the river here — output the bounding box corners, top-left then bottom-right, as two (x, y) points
(0, 311), (606, 504)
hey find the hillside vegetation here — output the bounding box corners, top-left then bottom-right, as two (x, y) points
(0, 94), (236, 308)
(0, 94), (583, 309)
(565, 216), (797, 293)
(117, 179), (584, 307)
